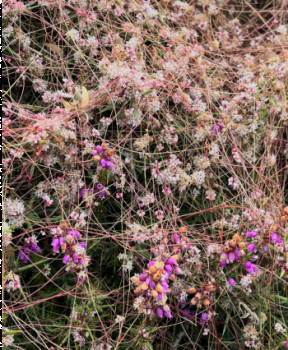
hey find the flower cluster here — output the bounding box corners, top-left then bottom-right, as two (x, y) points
(220, 233), (248, 267)
(19, 235), (42, 263)
(4, 198), (25, 228)
(4, 271), (21, 292)
(51, 225), (90, 282)
(91, 142), (116, 170)
(132, 254), (182, 319)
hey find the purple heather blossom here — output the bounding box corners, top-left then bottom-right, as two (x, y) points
(63, 255), (70, 264)
(246, 231), (257, 237)
(173, 233), (179, 243)
(228, 278), (236, 286)
(97, 184), (103, 190)
(167, 258), (176, 265)
(19, 236), (42, 263)
(164, 311), (172, 318)
(245, 262), (258, 275)
(19, 251), (29, 263)
(79, 189), (87, 198)
(67, 230), (81, 238)
(157, 308), (163, 317)
(149, 281), (155, 289)
(200, 312), (208, 325)
(165, 264), (172, 272)
(140, 273), (148, 281)
(73, 253), (79, 263)
(212, 122), (224, 135)
(247, 243), (257, 253)
(271, 233), (282, 244)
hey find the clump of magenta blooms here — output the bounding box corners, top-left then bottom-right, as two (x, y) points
(50, 226), (90, 282)
(91, 144), (115, 170)
(19, 235), (42, 263)
(132, 255), (182, 319)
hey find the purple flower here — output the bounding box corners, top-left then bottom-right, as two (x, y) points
(246, 231), (257, 237)
(63, 255), (70, 264)
(220, 252), (227, 262)
(73, 254), (79, 263)
(174, 266), (182, 275)
(67, 230), (81, 239)
(173, 233), (179, 243)
(228, 278), (236, 286)
(31, 243), (42, 253)
(165, 264), (172, 272)
(212, 125), (221, 135)
(19, 251), (29, 263)
(157, 308), (163, 318)
(200, 313), (208, 325)
(228, 252), (236, 263)
(247, 243), (257, 253)
(164, 311), (172, 319)
(96, 146), (103, 153)
(79, 189), (87, 198)
(98, 190), (105, 199)
(245, 262), (258, 275)
(105, 161), (115, 169)
(97, 184), (103, 190)
(162, 281), (168, 289)
(140, 273), (148, 281)
(80, 242), (87, 248)
(271, 233), (282, 244)
(100, 159), (106, 167)
(263, 246), (269, 253)
(167, 258), (176, 265)
(51, 238), (59, 250)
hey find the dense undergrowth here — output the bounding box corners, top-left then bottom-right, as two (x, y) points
(2, 0), (288, 349)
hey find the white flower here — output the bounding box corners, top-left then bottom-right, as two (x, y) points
(66, 29), (80, 42)
(115, 315), (125, 324)
(206, 189), (216, 201)
(4, 198), (25, 227)
(192, 170), (206, 187)
(228, 177), (239, 190)
(274, 322), (285, 333)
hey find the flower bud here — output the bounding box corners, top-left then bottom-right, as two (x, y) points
(107, 148), (116, 156)
(203, 299), (211, 306)
(155, 283), (164, 294)
(93, 155), (101, 162)
(187, 287), (197, 294)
